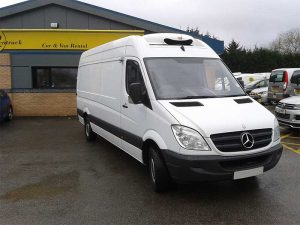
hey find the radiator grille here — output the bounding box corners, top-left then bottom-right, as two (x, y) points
(211, 129), (272, 152)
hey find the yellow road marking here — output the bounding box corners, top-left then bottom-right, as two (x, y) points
(284, 136), (300, 139)
(281, 142), (300, 146)
(280, 133), (291, 139)
(282, 144), (300, 155)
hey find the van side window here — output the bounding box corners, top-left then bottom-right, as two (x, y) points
(126, 60), (146, 93)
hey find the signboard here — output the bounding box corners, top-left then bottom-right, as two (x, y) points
(0, 29), (144, 51)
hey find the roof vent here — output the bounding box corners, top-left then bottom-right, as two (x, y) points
(234, 98), (253, 104)
(143, 33), (204, 47)
(164, 38), (193, 46)
(170, 101), (203, 107)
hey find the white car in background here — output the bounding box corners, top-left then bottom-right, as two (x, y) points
(275, 96), (300, 129)
(250, 86), (268, 104)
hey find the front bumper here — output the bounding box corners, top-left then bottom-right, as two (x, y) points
(249, 94), (261, 101)
(161, 144), (282, 183)
(275, 108), (300, 129)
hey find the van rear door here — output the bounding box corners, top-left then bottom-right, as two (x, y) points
(268, 70), (287, 101)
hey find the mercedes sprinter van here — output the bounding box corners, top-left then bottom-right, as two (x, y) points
(77, 33), (282, 192)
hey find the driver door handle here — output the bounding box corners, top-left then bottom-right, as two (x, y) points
(122, 103), (128, 108)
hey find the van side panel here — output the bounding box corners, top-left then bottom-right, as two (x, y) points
(90, 60), (123, 147)
(77, 45), (126, 148)
(77, 64), (102, 103)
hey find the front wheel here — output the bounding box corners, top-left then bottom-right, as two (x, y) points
(84, 117), (97, 142)
(149, 147), (171, 192)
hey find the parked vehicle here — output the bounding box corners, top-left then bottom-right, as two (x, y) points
(290, 70), (300, 96)
(267, 68), (300, 104)
(235, 74), (269, 87)
(244, 79), (269, 94)
(0, 89), (13, 122)
(77, 33), (282, 192)
(249, 86), (268, 104)
(275, 96), (300, 129)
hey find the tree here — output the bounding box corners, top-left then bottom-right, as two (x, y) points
(270, 28), (300, 54)
(186, 27), (218, 40)
(221, 40), (248, 72)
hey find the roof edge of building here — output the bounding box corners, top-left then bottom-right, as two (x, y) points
(0, 0), (224, 54)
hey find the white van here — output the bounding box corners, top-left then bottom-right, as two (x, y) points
(77, 33), (282, 192)
(235, 73), (269, 88)
(267, 68), (300, 103)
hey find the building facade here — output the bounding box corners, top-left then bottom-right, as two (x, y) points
(0, 0), (224, 116)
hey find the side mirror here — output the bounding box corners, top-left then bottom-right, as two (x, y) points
(128, 83), (144, 104)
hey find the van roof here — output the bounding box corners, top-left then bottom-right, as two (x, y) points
(80, 33), (219, 63)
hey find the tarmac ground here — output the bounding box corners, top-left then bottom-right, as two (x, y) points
(0, 116), (299, 225)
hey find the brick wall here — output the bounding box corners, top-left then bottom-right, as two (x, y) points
(1, 53), (77, 116)
(0, 53), (11, 89)
(11, 93), (77, 116)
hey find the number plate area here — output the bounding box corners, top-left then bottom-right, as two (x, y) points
(276, 108), (286, 114)
(234, 167), (264, 180)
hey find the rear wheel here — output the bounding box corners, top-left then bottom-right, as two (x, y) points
(149, 147), (171, 192)
(5, 106), (13, 121)
(84, 117), (97, 142)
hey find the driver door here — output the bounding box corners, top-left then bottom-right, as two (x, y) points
(120, 58), (149, 162)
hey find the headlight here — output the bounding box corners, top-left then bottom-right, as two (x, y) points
(171, 125), (210, 151)
(294, 104), (300, 110)
(274, 118), (280, 141)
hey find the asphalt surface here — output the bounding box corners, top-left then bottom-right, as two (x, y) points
(0, 116), (300, 225)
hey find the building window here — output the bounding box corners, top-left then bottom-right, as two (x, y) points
(32, 67), (77, 89)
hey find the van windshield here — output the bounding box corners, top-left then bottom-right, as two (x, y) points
(269, 71), (284, 82)
(143, 57), (245, 100)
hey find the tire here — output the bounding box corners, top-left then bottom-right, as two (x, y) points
(5, 106), (13, 121)
(149, 147), (171, 192)
(84, 117), (97, 142)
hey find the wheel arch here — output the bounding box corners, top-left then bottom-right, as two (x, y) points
(142, 130), (167, 165)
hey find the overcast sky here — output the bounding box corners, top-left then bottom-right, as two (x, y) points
(1, 0), (300, 48)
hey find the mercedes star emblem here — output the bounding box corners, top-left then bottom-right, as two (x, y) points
(241, 132), (255, 149)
